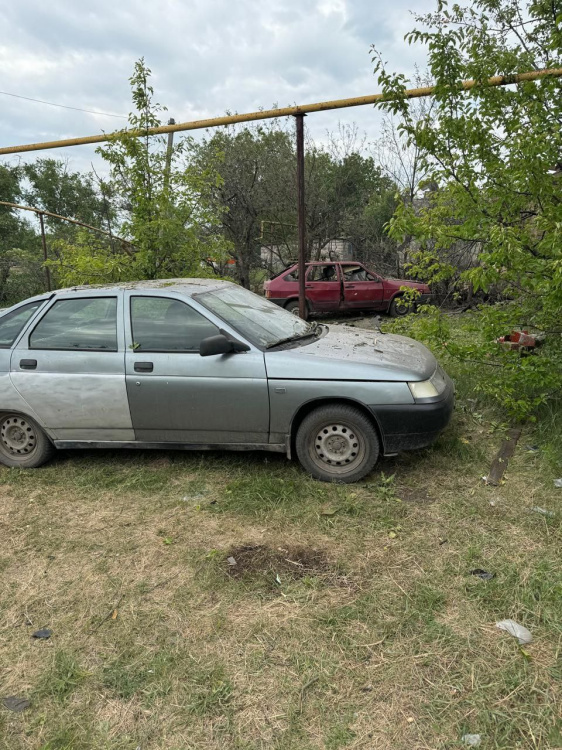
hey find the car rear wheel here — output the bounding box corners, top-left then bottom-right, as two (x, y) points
(296, 404), (380, 483)
(0, 413), (55, 468)
(389, 296), (412, 317)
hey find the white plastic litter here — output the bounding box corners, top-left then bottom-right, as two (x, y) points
(554, 478), (562, 488)
(496, 619), (533, 645)
(531, 506), (555, 517)
(462, 734), (481, 747)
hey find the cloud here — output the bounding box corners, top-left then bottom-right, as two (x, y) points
(0, 0), (435, 173)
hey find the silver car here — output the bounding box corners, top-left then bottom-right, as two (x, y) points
(0, 279), (454, 482)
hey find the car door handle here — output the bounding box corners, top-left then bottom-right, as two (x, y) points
(20, 359), (37, 370)
(134, 362), (153, 372)
(305, 284), (314, 289)
(346, 284), (355, 289)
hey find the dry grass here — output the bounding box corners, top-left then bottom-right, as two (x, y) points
(0, 393), (561, 748)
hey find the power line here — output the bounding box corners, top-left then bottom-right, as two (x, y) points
(0, 90), (127, 119)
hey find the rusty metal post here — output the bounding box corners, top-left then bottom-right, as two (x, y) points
(163, 117), (175, 191)
(295, 113), (307, 320)
(38, 213), (52, 292)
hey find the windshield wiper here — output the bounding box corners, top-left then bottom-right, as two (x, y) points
(266, 322), (322, 349)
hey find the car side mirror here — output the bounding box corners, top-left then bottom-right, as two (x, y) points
(199, 333), (250, 357)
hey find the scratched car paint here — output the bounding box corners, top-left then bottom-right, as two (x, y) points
(0, 279), (454, 482)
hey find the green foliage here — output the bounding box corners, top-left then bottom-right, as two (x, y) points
(194, 121), (399, 287)
(0, 165), (46, 305)
(384, 304), (562, 420)
(372, 0), (562, 418)
(23, 159), (110, 232)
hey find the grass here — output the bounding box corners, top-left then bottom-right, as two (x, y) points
(1, 318), (561, 749)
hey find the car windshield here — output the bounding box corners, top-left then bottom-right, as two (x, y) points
(196, 285), (313, 348)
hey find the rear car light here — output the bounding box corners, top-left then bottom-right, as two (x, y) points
(265, 289), (271, 298)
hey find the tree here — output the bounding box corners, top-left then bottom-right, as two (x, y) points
(53, 59), (227, 286)
(0, 165), (45, 304)
(193, 122), (296, 287)
(372, 0), (562, 417)
(194, 120), (399, 286)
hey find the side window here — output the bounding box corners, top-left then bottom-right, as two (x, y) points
(30, 297), (118, 351)
(307, 264), (338, 282)
(283, 270), (299, 282)
(343, 266), (377, 282)
(0, 301), (42, 348)
(131, 297), (219, 352)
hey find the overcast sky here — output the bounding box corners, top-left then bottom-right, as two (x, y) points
(0, 0), (435, 175)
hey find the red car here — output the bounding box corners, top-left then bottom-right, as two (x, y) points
(264, 261), (431, 317)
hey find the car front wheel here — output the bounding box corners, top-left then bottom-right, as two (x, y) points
(0, 413), (55, 468)
(295, 404), (380, 483)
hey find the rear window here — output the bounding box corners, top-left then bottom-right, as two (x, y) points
(0, 302), (43, 348)
(30, 297), (118, 351)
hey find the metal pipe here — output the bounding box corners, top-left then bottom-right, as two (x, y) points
(0, 200), (134, 255)
(295, 114), (307, 321)
(38, 213), (52, 292)
(1, 68), (561, 156)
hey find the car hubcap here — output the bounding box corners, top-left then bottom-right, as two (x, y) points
(0, 417), (36, 455)
(312, 423), (364, 471)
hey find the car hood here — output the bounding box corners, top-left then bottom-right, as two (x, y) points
(264, 326), (437, 382)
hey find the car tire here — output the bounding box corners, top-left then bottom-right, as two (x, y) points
(0, 413), (55, 468)
(296, 404), (380, 483)
(389, 296), (411, 317)
(284, 299), (307, 316)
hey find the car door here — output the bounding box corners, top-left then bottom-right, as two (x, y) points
(10, 292), (134, 441)
(305, 263), (342, 310)
(341, 264), (385, 310)
(124, 291), (270, 444)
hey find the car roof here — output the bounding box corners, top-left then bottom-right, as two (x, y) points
(35, 278), (237, 300)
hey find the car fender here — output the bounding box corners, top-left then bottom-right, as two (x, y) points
(0, 372), (55, 439)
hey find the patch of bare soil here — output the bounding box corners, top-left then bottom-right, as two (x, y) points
(225, 544), (331, 581)
(397, 486), (434, 504)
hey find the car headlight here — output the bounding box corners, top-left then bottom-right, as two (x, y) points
(408, 367), (448, 401)
(408, 380), (439, 399)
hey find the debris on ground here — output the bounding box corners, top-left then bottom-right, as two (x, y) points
(496, 619), (533, 645)
(461, 734), (482, 747)
(182, 492), (207, 502)
(525, 444), (539, 453)
(531, 506), (555, 518)
(496, 330), (542, 351)
(224, 544), (332, 585)
(485, 428), (522, 486)
(554, 479), (562, 489)
(470, 569), (495, 581)
(31, 628), (52, 640)
(2, 696), (31, 713)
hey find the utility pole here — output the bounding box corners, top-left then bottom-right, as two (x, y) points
(294, 113), (307, 320)
(38, 213), (51, 292)
(163, 117), (175, 191)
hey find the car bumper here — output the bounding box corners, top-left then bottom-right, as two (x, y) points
(369, 376), (454, 454)
(416, 293), (432, 306)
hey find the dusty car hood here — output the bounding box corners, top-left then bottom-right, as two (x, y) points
(264, 327), (437, 382)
